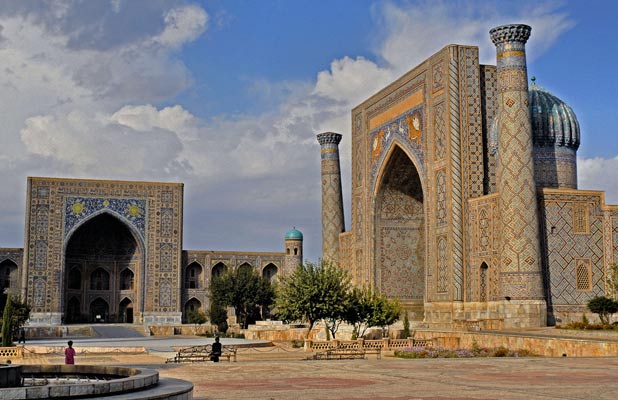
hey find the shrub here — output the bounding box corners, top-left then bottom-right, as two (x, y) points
(587, 296), (618, 325)
(394, 345), (535, 359)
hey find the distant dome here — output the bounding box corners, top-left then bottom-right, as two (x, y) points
(529, 80), (580, 149)
(284, 228), (303, 240)
(488, 80), (580, 152)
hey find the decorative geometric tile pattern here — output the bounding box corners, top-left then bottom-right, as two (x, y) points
(375, 147), (425, 301)
(434, 101), (446, 161)
(436, 236), (448, 293)
(370, 105), (424, 185)
(491, 28), (544, 299)
(540, 193), (605, 305)
(65, 196), (146, 240)
(23, 177), (183, 322)
(161, 208), (174, 237)
(436, 171), (447, 226)
(318, 133), (345, 263)
(432, 61), (445, 93)
(575, 258), (592, 291)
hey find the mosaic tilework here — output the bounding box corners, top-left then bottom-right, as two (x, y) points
(318, 133), (345, 263)
(448, 51), (465, 301)
(370, 106), (424, 185)
(181, 250), (289, 317)
(540, 192), (605, 305)
(436, 236), (448, 293)
(375, 147), (425, 301)
(65, 197), (147, 239)
(480, 65), (498, 194)
(23, 177), (183, 324)
(432, 61), (445, 93)
(491, 25), (544, 300)
(434, 102), (447, 161)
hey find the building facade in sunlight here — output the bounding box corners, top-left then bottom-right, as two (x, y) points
(0, 177), (302, 325)
(320, 24), (618, 328)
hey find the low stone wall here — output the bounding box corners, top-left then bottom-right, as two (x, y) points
(0, 347), (23, 360)
(24, 346), (146, 355)
(413, 330), (618, 357)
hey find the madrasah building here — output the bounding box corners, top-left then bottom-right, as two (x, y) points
(0, 24), (616, 329)
(318, 24), (618, 328)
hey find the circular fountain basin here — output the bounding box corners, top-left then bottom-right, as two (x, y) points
(0, 365), (193, 399)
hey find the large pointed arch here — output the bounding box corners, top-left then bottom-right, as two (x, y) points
(372, 144), (426, 314)
(62, 211), (145, 323)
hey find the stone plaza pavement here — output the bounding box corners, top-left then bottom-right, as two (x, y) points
(18, 349), (618, 400)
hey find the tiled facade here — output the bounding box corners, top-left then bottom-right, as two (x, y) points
(1, 177), (302, 326)
(323, 24), (618, 328)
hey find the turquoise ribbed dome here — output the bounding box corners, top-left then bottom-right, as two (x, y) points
(488, 80), (580, 153)
(529, 81), (580, 149)
(284, 228), (303, 240)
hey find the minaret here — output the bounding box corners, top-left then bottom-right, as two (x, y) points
(283, 227), (303, 276)
(317, 132), (345, 264)
(490, 24), (546, 326)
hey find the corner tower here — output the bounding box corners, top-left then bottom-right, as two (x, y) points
(317, 132), (345, 263)
(283, 227), (303, 275)
(490, 24), (546, 326)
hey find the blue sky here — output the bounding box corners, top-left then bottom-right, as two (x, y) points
(0, 0), (617, 262)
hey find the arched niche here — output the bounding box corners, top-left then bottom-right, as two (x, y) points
(211, 262), (227, 279)
(185, 262), (203, 289)
(262, 263), (278, 282)
(0, 259), (18, 290)
(374, 145), (425, 303)
(63, 212), (142, 324)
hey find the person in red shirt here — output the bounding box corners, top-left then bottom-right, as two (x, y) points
(65, 340), (76, 364)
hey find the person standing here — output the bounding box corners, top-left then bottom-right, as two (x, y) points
(65, 340), (76, 365)
(18, 328), (26, 344)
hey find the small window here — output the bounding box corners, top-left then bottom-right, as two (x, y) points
(573, 203), (589, 234)
(294, 248), (298, 255)
(575, 259), (592, 291)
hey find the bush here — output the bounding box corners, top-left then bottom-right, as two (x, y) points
(587, 296), (618, 325)
(394, 345), (536, 359)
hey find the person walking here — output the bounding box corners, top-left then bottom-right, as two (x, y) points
(65, 340), (76, 365)
(18, 328), (26, 344)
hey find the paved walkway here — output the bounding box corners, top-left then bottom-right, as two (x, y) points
(14, 344), (618, 400)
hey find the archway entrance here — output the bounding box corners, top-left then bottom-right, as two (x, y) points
(119, 297), (134, 323)
(90, 298), (109, 322)
(64, 213), (142, 324)
(375, 146), (425, 314)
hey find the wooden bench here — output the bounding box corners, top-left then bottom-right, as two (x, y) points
(166, 344), (237, 363)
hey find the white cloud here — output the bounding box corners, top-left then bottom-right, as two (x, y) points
(155, 5), (208, 48)
(0, 1), (578, 260)
(578, 156), (618, 204)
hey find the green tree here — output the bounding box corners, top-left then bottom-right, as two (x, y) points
(210, 267), (275, 329)
(609, 263), (618, 299)
(587, 296), (618, 324)
(0, 294), (30, 333)
(1, 296), (12, 347)
(275, 260), (350, 338)
(208, 301), (228, 333)
(344, 286), (375, 339)
(345, 286), (402, 338)
(402, 312), (411, 338)
(367, 295), (401, 335)
(187, 309), (207, 325)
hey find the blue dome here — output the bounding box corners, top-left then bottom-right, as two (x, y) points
(488, 80), (580, 153)
(284, 228), (303, 240)
(529, 81), (580, 150)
